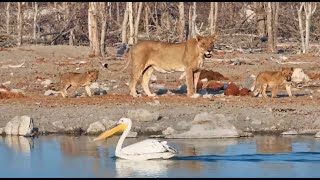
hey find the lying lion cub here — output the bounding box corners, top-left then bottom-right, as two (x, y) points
(59, 70), (99, 98)
(252, 67), (294, 98)
(123, 34), (217, 98)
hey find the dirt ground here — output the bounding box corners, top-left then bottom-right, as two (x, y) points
(1, 44), (320, 136)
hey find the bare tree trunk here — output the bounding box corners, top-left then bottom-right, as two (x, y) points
(254, 2), (266, 37)
(88, 2), (101, 56)
(266, 2), (274, 53)
(121, 3), (129, 43)
(297, 3), (305, 53)
(178, 2), (185, 42)
(304, 2), (317, 54)
(273, 2), (279, 50)
(116, 2), (120, 24)
(6, 2), (10, 35)
(128, 2), (134, 45)
(208, 2), (214, 34)
(17, 2), (23, 47)
(33, 2), (38, 40)
(134, 2), (143, 44)
(63, 2), (70, 21)
(191, 2), (197, 37)
(144, 4), (149, 37)
(214, 2), (218, 33)
(100, 2), (107, 56)
(188, 6), (192, 39)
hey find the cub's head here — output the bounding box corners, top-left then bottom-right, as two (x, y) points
(86, 70), (99, 82)
(196, 34), (217, 58)
(281, 67), (294, 82)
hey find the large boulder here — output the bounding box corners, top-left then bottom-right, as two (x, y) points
(127, 109), (159, 122)
(166, 112), (239, 138)
(291, 68), (310, 83)
(4, 116), (34, 136)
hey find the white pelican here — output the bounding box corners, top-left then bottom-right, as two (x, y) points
(93, 118), (177, 161)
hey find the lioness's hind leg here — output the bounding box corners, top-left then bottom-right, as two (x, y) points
(129, 64), (144, 97)
(262, 84), (268, 98)
(141, 67), (156, 97)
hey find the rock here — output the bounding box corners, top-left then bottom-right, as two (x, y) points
(251, 119), (262, 125)
(162, 127), (175, 136)
(0, 128), (4, 135)
(4, 116), (34, 136)
(146, 100), (161, 106)
(242, 74), (256, 91)
(41, 79), (53, 87)
(90, 82), (100, 89)
(127, 131), (138, 138)
(291, 68), (310, 83)
(239, 131), (254, 137)
(281, 130), (298, 135)
(315, 131), (320, 138)
(166, 112), (239, 138)
(65, 126), (83, 135)
(86, 121), (106, 134)
(52, 121), (65, 129)
(94, 90), (107, 96)
(224, 82), (240, 96)
(44, 90), (58, 96)
(101, 118), (117, 129)
(239, 88), (250, 96)
(127, 109), (159, 122)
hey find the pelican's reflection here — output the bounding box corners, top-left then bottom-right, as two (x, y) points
(2, 136), (34, 154)
(115, 159), (174, 177)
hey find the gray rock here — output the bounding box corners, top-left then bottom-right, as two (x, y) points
(4, 116), (34, 136)
(166, 112), (239, 138)
(315, 131), (320, 138)
(0, 128), (3, 135)
(281, 130), (298, 135)
(41, 79), (53, 87)
(162, 127), (175, 136)
(251, 119), (262, 125)
(127, 131), (138, 138)
(241, 74), (256, 91)
(101, 118), (117, 129)
(127, 109), (159, 122)
(90, 82), (100, 89)
(52, 121), (65, 129)
(44, 90), (58, 96)
(291, 68), (310, 83)
(86, 121), (106, 134)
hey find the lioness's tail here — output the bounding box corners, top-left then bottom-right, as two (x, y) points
(107, 48), (132, 73)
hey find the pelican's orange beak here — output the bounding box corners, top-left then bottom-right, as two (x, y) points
(93, 123), (127, 141)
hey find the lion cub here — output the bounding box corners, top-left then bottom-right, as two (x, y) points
(252, 67), (294, 98)
(59, 70), (99, 98)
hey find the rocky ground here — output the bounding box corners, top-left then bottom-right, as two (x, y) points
(1, 44), (320, 138)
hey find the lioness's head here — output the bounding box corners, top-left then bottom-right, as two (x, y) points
(196, 34), (217, 58)
(87, 70), (99, 82)
(281, 67), (294, 82)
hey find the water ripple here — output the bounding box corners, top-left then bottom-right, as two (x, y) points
(173, 152), (320, 162)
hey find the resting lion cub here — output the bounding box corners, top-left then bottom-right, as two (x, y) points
(123, 34), (217, 98)
(252, 67), (294, 98)
(59, 70), (99, 98)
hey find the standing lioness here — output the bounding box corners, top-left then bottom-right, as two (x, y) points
(125, 35), (217, 97)
(252, 67), (294, 98)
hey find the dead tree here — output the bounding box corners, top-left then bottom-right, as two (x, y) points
(144, 4), (149, 37)
(17, 2), (23, 46)
(121, 3), (129, 43)
(297, 2), (317, 54)
(266, 2), (279, 53)
(254, 2), (267, 38)
(6, 2), (10, 35)
(134, 2), (143, 43)
(208, 2), (219, 34)
(178, 2), (185, 41)
(100, 2), (107, 56)
(33, 2), (38, 40)
(128, 2), (134, 45)
(88, 2), (101, 56)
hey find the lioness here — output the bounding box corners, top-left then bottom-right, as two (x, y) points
(59, 70), (99, 98)
(252, 67), (294, 98)
(123, 35), (217, 97)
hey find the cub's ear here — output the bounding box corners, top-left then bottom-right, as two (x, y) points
(196, 35), (202, 42)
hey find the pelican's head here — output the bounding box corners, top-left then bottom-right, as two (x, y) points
(93, 118), (131, 141)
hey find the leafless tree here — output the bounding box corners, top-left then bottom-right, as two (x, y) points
(17, 2), (23, 46)
(33, 2), (38, 40)
(121, 3), (129, 43)
(6, 2), (10, 35)
(88, 2), (101, 56)
(134, 2), (143, 44)
(128, 2), (134, 45)
(297, 2), (317, 54)
(266, 2), (279, 53)
(178, 2), (185, 41)
(100, 2), (107, 56)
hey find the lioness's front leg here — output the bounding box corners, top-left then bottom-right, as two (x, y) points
(285, 84), (292, 97)
(185, 68), (195, 96)
(141, 67), (156, 97)
(271, 85), (279, 98)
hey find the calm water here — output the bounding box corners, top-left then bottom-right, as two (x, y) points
(1, 135), (320, 178)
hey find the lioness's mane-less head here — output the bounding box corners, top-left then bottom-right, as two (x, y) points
(195, 34), (217, 58)
(281, 67), (294, 82)
(87, 70), (99, 82)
